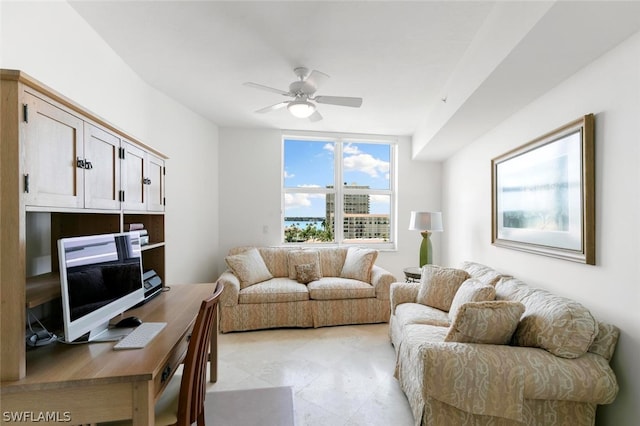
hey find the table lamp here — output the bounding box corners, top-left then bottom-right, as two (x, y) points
(408, 211), (443, 267)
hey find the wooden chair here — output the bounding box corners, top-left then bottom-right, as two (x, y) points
(154, 281), (224, 426)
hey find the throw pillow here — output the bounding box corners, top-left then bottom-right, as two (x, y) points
(448, 278), (496, 321)
(444, 301), (525, 345)
(417, 265), (470, 311)
(340, 247), (378, 283)
(295, 262), (321, 284)
(511, 286), (598, 359)
(225, 247), (273, 289)
(288, 250), (322, 280)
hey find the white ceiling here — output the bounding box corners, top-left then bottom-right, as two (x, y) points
(69, 1), (640, 160)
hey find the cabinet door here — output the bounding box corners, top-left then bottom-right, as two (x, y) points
(146, 154), (165, 212)
(122, 142), (146, 211)
(22, 92), (84, 208)
(84, 123), (121, 210)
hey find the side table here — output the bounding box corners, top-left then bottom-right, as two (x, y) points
(403, 267), (422, 283)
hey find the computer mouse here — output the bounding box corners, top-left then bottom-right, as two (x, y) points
(115, 316), (143, 328)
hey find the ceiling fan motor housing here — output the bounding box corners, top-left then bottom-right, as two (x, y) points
(289, 80), (316, 96)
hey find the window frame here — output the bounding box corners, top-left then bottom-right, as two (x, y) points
(282, 132), (397, 250)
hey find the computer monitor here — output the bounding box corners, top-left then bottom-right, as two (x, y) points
(58, 231), (145, 343)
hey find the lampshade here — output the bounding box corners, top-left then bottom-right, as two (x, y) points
(408, 211), (443, 232)
(287, 99), (316, 118)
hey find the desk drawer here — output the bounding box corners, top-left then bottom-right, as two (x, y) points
(154, 328), (191, 398)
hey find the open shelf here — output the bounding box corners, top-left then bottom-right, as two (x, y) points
(26, 273), (61, 309)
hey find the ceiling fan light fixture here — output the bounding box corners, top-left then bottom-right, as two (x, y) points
(287, 99), (316, 118)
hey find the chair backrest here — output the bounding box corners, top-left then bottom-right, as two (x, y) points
(175, 281), (224, 426)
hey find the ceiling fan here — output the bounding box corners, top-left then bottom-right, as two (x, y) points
(243, 67), (363, 122)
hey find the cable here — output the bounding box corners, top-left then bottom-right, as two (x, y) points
(26, 309), (58, 347)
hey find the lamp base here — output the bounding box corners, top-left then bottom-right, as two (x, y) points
(419, 231), (433, 267)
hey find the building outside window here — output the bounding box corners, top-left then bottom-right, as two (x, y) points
(283, 134), (396, 248)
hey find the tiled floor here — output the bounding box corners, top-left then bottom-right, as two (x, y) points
(210, 323), (415, 426)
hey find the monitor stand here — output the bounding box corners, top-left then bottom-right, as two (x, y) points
(83, 321), (130, 343)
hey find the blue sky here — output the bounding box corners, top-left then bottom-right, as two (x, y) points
(284, 139), (391, 216)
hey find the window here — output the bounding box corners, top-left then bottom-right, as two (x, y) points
(283, 135), (396, 248)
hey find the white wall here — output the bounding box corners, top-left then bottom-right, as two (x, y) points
(442, 30), (640, 425)
(218, 128), (441, 278)
(1, 1), (220, 284)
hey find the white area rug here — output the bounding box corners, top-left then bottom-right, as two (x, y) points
(205, 386), (295, 426)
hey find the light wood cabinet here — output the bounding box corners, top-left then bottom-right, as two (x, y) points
(22, 91), (85, 209)
(21, 91), (125, 210)
(123, 141), (165, 212)
(84, 122), (122, 210)
(146, 153), (165, 212)
(0, 69), (168, 381)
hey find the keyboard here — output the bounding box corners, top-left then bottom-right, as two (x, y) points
(113, 322), (167, 350)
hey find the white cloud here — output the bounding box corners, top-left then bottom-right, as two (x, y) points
(343, 143), (361, 155)
(343, 153), (389, 178)
(323, 143), (334, 152)
(284, 170), (295, 179)
(284, 192), (324, 209)
(284, 193), (311, 208)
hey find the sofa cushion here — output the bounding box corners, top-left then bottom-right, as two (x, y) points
(225, 248), (273, 289)
(295, 262), (321, 284)
(257, 247), (291, 278)
(307, 277), (375, 300)
(340, 247), (378, 282)
(448, 278), (496, 321)
(460, 261), (503, 286)
(238, 278), (310, 304)
(445, 301), (525, 345)
(317, 247), (348, 277)
(494, 276), (538, 302)
(394, 303), (451, 328)
(497, 277), (598, 359)
(417, 265), (470, 311)
(288, 250), (322, 281)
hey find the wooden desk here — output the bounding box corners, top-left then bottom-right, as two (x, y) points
(0, 283), (217, 425)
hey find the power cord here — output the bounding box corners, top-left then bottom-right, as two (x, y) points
(26, 310), (58, 347)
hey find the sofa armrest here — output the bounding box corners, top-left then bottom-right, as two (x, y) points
(370, 265), (396, 300)
(217, 270), (240, 307)
(390, 282), (420, 313)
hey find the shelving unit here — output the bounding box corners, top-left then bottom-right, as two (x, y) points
(1, 69), (168, 381)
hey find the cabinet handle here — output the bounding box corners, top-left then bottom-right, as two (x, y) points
(143, 178), (151, 185)
(76, 157), (85, 169)
(84, 160), (93, 170)
(24, 174), (30, 193)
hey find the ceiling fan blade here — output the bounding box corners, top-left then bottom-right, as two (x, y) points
(243, 82), (292, 97)
(255, 101), (289, 113)
(314, 96), (363, 108)
(305, 70), (329, 90)
(309, 111), (323, 122)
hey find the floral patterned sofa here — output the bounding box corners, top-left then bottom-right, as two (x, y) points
(217, 246), (396, 333)
(390, 261), (620, 426)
